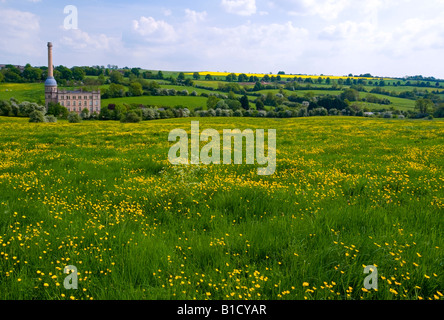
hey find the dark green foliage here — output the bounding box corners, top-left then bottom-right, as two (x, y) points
(0, 100), (12, 116)
(240, 95), (250, 110)
(28, 110), (46, 123)
(47, 102), (69, 119)
(68, 112), (82, 123)
(120, 111), (142, 123)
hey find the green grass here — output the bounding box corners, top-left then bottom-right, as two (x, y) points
(0, 81), (427, 113)
(0, 83), (45, 103)
(101, 95), (208, 109)
(0, 116), (442, 300)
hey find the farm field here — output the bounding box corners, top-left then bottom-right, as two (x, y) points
(101, 95), (208, 109)
(0, 82), (420, 112)
(0, 83), (45, 103)
(0, 116), (442, 300)
(189, 71), (394, 81)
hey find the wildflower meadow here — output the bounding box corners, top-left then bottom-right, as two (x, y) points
(0, 116), (442, 300)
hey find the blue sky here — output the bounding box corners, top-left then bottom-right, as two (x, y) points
(1, 0), (444, 78)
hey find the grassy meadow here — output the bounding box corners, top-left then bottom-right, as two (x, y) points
(0, 116), (442, 300)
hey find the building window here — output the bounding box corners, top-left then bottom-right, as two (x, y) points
(73, 101), (76, 106)
(95, 101), (98, 106)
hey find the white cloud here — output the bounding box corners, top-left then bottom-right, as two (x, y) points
(185, 9), (207, 23)
(392, 17), (444, 55)
(60, 29), (123, 52)
(288, 0), (350, 20)
(163, 9), (172, 17)
(201, 21), (309, 72)
(132, 16), (177, 42)
(319, 21), (376, 41)
(221, 0), (257, 16)
(0, 8), (43, 56)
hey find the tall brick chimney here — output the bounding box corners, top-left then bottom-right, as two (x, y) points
(47, 42), (53, 78)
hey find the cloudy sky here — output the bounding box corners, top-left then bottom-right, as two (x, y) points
(1, 0), (443, 78)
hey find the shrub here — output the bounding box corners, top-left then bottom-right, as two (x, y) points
(45, 115), (58, 123)
(0, 100), (12, 116)
(68, 112), (82, 123)
(121, 112), (142, 123)
(256, 110), (267, 117)
(221, 109), (233, 117)
(29, 110), (46, 123)
(233, 109), (244, 117)
(80, 108), (90, 120)
(19, 102), (45, 117)
(298, 108), (308, 117)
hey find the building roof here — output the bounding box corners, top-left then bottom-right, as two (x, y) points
(45, 77), (58, 87)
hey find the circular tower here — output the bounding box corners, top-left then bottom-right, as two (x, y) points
(45, 42), (58, 108)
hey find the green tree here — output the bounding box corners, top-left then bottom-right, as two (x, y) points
(255, 99), (265, 111)
(240, 95), (250, 110)
(71, 67), (86, 81)
(109, 70), (123, 84)
(55, 66), (72, 81)
(238, 74), (248, 82)
(226, 99), (241, 111)
(207, 96), (220, 109)
(108, 83), (126, 98)
(226, 73), (237, 82)
(415, 98), (434, 115)
(178, 72), (185, 82)
(23, 64), (42, 82)
(253, 81), (263, 91)
(131, 68), (140, 77)
(98, 74), (106, 85)
(264, 92), (276, 106)
(340, 88), (360, 102)
(433, 103), (444, 118)
(3, 69), (23, 82)
(205, 74), (213, 81)
(129, 82), (143, 96)
(193, 72), (200, 80)
(184, 78), (194, 86)
(47, 102), (69, 119)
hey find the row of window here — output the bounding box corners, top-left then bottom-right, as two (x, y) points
(60, 95), (99, 100)
(60, 101), (99, 107)
(67, 107), (100, 113)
